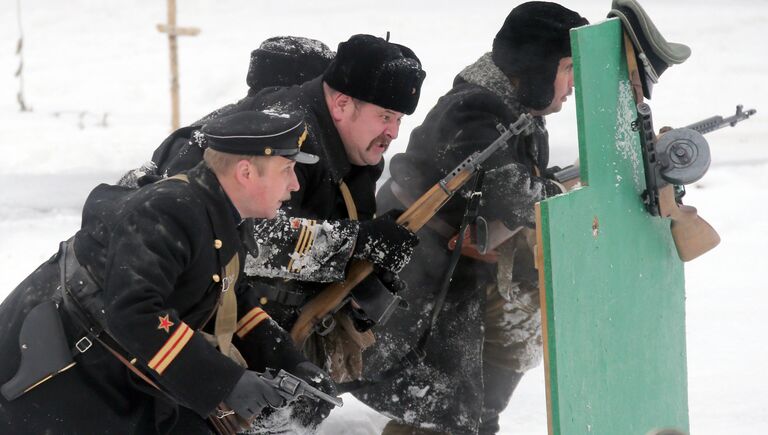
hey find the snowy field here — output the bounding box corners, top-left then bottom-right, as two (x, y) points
(1, 0), (766, 433)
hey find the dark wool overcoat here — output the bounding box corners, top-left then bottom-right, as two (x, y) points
(354, 53), (564, 434)
(0, 163), (301, 434)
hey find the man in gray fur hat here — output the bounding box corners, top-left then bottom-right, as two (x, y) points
(353, 3), (587, 434)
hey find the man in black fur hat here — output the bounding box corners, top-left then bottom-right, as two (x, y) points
(119, 33), (426, 432)
(352, 3), (587, 434)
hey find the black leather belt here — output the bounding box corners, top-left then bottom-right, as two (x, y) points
(252, 283), (307, 307)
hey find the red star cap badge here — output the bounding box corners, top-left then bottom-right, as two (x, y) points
(157, 314), (174, 333)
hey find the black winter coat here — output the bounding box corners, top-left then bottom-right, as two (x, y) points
(0, 163), (301, 434)
(354, 53), (563, 434)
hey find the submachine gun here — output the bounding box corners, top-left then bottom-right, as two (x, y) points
(636, 104), (756, 260)
(550, 104), (756, 262)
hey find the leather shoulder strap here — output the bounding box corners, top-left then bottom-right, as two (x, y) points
(339, 181), (358, 221)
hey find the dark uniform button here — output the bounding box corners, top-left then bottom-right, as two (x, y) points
(212, 274), (221, 283)
(214, 239), (223, 249)
(259, 297), (268, 305)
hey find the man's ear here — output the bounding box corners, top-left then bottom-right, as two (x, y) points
(329, 93), (352, 122)
(233, 159), (253, 186)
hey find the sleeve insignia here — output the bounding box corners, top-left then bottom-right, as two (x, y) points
(157, 314), (175, 333)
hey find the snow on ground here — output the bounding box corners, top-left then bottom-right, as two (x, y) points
(1, 1), (766, 433)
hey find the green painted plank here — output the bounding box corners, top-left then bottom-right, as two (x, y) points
(538, 18), (689, 435)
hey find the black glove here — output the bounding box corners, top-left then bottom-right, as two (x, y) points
(225, 370), (286, 420)
(377, 268), (408, 294)
(289, 361), (338, 428)
(354, 212), (418, 273)
(348, 267), (409, 332)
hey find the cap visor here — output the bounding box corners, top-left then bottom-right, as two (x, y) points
(290, 151), (319, 164)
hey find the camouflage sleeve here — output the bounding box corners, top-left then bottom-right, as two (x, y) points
(242, 212), (358, 283)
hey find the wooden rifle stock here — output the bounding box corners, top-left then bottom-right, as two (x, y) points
(658, 184), (720, 261)
(289, 170), (476, 345)
(290, 116), (535, 346)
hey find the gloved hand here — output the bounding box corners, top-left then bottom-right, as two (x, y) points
(354, 211), (418, 273)
(289, 361), (338, 428)
(225, 370), (286, 421)
(349, 267), (409, 332)
(376, 268), (408, 294)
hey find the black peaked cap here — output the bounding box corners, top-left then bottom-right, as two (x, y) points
(323, 34), (426, 115)
(492, 1), (588, 110)
(202, 111), (318, 164)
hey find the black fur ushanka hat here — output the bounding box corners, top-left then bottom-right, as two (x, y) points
(246, 36), (335, 94)
(323, 34), (426, 115)
(492, 2), (588, 110)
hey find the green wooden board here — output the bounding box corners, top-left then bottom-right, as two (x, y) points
(537, 19), (689, 435)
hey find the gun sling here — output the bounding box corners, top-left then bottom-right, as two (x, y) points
(389, 179), (503, 263)
(341, 171), (486, 393)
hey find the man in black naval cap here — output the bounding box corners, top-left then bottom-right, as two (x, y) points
(114, 34), (427, 431)
(0, 110), (338, 434)
(354, 3), (588, 434)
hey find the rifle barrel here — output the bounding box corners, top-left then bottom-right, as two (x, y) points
(683, 105), (756, 135)
(552, 165), (580, 183)
(684, 116), (723, 135)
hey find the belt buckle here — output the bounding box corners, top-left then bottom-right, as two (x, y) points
(75, 336), (93, 353)
(216, 407), (235, 419)
(314, 314), (336, 336)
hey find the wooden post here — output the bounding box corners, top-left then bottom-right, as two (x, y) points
(15, 0), (30, 112)
(157, 0), (199, 131)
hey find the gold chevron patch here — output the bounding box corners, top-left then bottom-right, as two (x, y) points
(148, 322), (193, 375)
(236, 306), (271, 338)
(287, 219), (316, 273)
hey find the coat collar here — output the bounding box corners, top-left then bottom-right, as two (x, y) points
(185, 163), (243, 261)
(456, 52), (546, 132)
(301, 77), (352, 184)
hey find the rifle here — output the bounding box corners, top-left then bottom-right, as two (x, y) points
(289, 114), (536, 345)
(634, 103), (758, 261)
(209, 368), (343, 435)
(445, 162), (582, 261)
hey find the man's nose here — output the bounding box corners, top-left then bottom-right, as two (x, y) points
(386, 121), (399, 140)
(288, 170), (300, 192)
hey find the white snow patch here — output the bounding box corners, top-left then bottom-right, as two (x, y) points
(614, 80), (642, 187)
